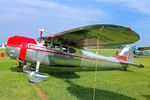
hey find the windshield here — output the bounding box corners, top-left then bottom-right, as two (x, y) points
(36, 37), (45, 44)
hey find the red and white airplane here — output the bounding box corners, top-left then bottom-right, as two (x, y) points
(6, 24), (144, 82)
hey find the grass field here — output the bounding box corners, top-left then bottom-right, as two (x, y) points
(0, 48), (150, 100)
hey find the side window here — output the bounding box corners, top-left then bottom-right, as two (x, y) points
(69, 48), (76, 53)
(54, 44), (61, 51)
(62, 46), (76, 54)
(62, 46), (68, 52)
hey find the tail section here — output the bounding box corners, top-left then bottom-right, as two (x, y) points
(114, 46), (133, 63)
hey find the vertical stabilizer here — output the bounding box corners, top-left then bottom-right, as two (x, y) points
(114, 46), (133, 63)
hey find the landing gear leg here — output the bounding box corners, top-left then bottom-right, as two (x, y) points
(18, 61), (23, 68)
(36, 61), (40, 72)
(123, 67), (127, 71)
(29, 61), (48, 83)
(17, 62), (23, 72)
(16, 58), (23, 68)
(16, 58), (24, 71)
(24, 61), (27, 65)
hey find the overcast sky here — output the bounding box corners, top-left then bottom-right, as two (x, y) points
(0, 0), (150, 46)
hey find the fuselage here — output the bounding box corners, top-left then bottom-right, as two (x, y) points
(6, 36), (122, 71)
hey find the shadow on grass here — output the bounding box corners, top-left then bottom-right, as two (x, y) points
(10, 66), (80, 79)
(47, 72), (80, 79)
(65, 80), (136, 100)
(10, 67), (23, 72)
(138, 56), (150, 59)
(142, 86), (150, 100)
(142, 95), (150, 100)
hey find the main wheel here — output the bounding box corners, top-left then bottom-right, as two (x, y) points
(123, 67), (127, 71)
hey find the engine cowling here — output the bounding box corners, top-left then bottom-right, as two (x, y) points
(7, 35), (37, 60)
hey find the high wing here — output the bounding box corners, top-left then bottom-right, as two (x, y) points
(45, 24), (140, 49)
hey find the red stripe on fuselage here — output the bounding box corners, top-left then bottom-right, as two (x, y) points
(7, 36), (37, 60)
(113, 55), (127, 61)
(27, 44), (119, 64)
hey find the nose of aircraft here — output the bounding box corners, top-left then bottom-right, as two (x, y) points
(6, 36), (23, 59)
(7, 36), (24, 48)
(7, 35), (37, 60)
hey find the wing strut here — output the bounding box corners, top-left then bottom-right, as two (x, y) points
(93, 26), (104, 100)
(36, 61), (40, 72)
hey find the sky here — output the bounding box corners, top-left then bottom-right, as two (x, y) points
(0, 0), (150, 46)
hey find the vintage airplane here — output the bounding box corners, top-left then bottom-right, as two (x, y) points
(6, 24), (144, 82)
(132, 46), (150, 56)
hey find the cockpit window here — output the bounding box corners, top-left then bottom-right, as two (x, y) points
(36, 37), (76, 54)
(62, 46), (68, 52)
(54, 44), (61, 51)
(69, 48), (76, 53)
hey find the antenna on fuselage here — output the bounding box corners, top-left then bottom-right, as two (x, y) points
(39, 28), (45, 44)
(93, 26), (104, 100)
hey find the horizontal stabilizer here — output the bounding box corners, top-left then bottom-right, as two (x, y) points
(120, 61), (144, 68)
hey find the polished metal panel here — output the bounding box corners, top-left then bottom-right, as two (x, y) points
(25, 49), (37, 63)
(24, 47), (122, 70)
(36, 50), (52, 65)
(48, 50), (81, 67)
(6, 46), (20, 59)
(6, 45), (122, 71)
(81, 50), (121, 70)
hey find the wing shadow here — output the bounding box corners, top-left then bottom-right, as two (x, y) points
(47, 72), (80, 79)
(65, 80), (136, 100)
(142, 85), (150, 100)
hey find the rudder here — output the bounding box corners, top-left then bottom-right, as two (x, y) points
(114, 46), (133, 63)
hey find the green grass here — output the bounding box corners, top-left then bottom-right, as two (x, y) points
(0, 48), (150, 100)
(0, 49), (40, 100)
